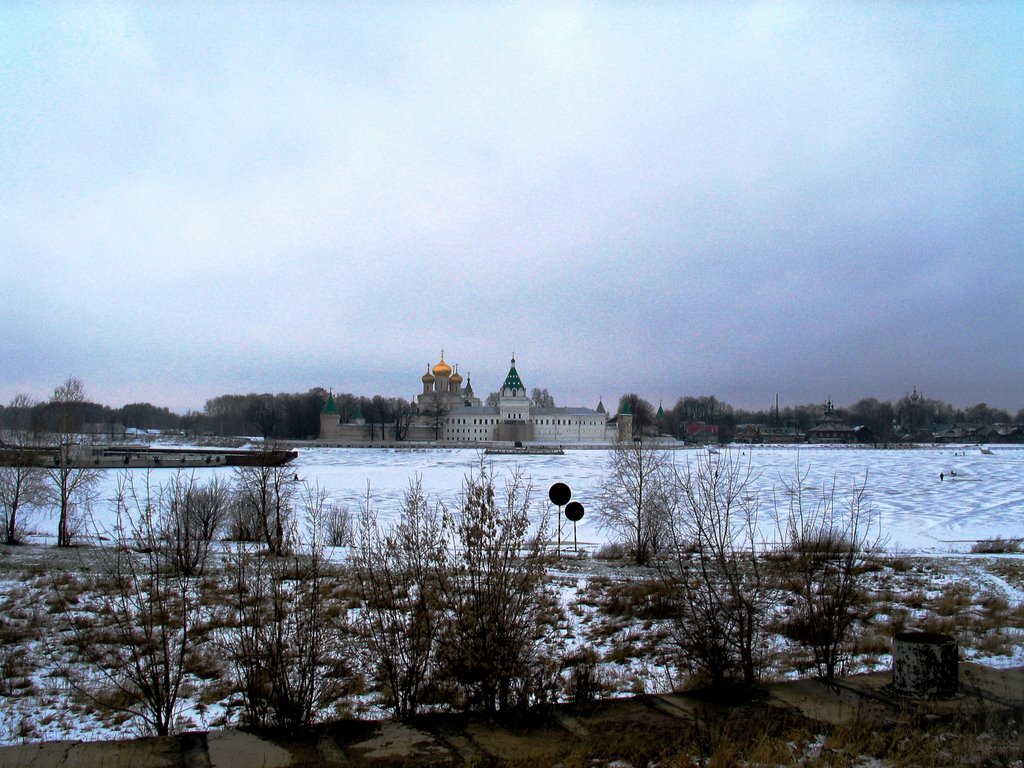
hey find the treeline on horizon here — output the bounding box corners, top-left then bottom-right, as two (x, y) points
(629, 393), (1024, 442)
(3, 382), (1023, 443)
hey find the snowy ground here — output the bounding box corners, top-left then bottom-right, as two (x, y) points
(2, 443), (1022, 746)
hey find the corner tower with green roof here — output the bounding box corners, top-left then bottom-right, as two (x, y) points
(322, 392), (338, 416)
(319, 391), (340, 439)
(497, 355), (531, 433)
(617, 399), (635, 441)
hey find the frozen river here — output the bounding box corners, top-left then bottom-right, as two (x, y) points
(84, 443), (1024, 554)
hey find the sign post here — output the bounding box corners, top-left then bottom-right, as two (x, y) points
(548, 482), (571, 556)
(565, 501), (584, 553)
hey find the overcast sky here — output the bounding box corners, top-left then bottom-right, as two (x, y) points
(2, 3), (1022, 415)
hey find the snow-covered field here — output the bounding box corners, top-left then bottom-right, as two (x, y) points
(80, 443), (1024, 553)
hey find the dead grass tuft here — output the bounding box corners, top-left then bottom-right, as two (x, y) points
(934, 583), (974, 616)
(970, 537), (1022, 554)
(594, 578), (675, 621)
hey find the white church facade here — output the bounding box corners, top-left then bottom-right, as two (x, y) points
(319, 353), (629, 445)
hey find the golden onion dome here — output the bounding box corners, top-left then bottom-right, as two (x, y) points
(450, 366), (463, 385)
(421, 365), (435, 383)
(432, 354), (452, 377)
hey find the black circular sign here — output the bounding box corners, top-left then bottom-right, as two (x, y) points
(565, 501), (584, 522)
(548, 482), (571, 506)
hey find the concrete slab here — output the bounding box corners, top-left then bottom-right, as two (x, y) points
(205, 730), (292, 768)
(961, 663), (1024, 709)
(348, 721), (446, 762)
(466, 721), (574, 763)
(764, 678), (896, 726)
(0, 737), (181, 768)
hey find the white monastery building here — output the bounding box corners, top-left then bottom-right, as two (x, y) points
(319, 353), (629, 445)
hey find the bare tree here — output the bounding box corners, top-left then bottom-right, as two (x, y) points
(777, 468), (882, 679)
(662, 449), (777, 687)
(232, 445), (297, 556)
(52, 471), (207, 736)
(423, 394), (450, 441)
(324, 500), (353, 547)
(246, 395), (280, 440)
(354, 478), (446, 718)
(161, 473), (230, 578)
(393, 398), (416, 442)
(43, 377), (99, 547)
(530, 388), (555, 409)
(223, 482), (349, 732)
(437, 464), (558, 713)
(368, 395), (393, 442)
(0, 394), (45, 544)
(597, 438), (672, 565)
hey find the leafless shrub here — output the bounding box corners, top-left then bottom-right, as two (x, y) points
(660, 448), (777, 687)
(222, 481), (350, 733)
(161, 473), (230, 577)
(597, 439), (672, 565)
(436, 463), (560, 713)
(353, 478), (446, 719)
(325, 501), (353, 548)
(50, 471), (207, 736)
(232, 448), (298, 556)
(776, 467), (882, 679)
(226, 493), (262, 542)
